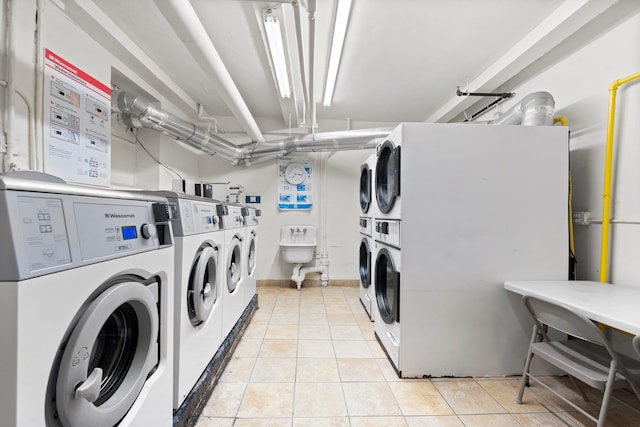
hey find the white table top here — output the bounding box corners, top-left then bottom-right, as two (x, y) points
(504, 280), (640, 336)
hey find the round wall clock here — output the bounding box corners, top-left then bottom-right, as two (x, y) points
(284, 163), (307, 185)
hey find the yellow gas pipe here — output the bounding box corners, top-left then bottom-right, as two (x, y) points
(599, 72), (640, 283)
(553, 117), (576, 279)
(553, 116), (567, 127)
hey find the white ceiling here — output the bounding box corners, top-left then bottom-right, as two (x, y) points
(63, 0), (634, 141)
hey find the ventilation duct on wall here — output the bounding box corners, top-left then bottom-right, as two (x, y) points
(114, 90), (390, 166)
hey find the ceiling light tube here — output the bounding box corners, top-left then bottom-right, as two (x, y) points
(264, 14), (291, 99)
(323, 0), (352, 107)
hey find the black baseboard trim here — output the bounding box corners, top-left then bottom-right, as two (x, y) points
(173, 294), (258, 427)
(374, 330), (402, 378)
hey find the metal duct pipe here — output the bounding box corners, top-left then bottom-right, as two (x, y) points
(246, 128), (390, 156)
(485, 91), (555, 126)
(115, 91), (243, 164)
(115, 90), (390, 166)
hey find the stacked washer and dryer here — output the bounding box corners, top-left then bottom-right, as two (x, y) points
(0, 172), (176, 427)
(372, 123), (569, 378)
(358, 153), (377, 320)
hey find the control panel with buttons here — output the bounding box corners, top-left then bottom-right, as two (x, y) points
(224, 205), (245, 229)
(359, 216), (372, 236)
(374, 219), (400, 248)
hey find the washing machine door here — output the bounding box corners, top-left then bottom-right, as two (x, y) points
(247, 231), (257, 276)
(227, 236), (243, 293)
(359, 237), (371, 289)
(375, 141), (401, 214)
(188, 243), (219, 326)
(359, 163), (371, 214)
(55, 280), (159, 427)
(375, 247), (400, 324)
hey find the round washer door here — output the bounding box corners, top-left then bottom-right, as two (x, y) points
(375, 140), (401, 214)
(188, 244), (219, 326)
(55, 280), (159, 427)
(375, 247), (400, 324)
(227, 236), (243, 293)
(359, 238), (371, 288)
(247, 232), (257, 276)
(359, 164), (371, 214)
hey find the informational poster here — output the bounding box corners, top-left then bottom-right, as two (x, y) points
(278, 156), (313, 210)
(43, 49), (111, 186)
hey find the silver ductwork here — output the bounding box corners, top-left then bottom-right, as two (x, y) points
(484, 91), (556, 126)
(114, 91), (390, 166)
(115, 91), (244, 164)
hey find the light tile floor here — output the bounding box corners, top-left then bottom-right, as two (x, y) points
(195, 285), (640, 426)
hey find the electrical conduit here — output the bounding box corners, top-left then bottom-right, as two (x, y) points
(599, 71), (640, 283)
(307, 0), (317, 133)
(3, 0), (17, 171)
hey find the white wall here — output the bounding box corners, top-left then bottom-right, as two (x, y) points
(199, 148), (375, 281)
(474, 11), (640, 287)
(3, 1), (199, 189)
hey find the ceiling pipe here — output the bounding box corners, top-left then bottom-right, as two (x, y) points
(292, 0), (310, 129)
(115, 90), (390, 166)
(307, 0), (317, 133)
(152, 0), (264, 143)
(3, 0), (17, 172)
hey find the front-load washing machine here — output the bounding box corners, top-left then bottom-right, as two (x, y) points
(0, 172), (175, 427)
(243, 206), (260, 309)
(373, 218), (401, 371)
(221, 203), (246, 339)
(152, 192), (225, 410)
(359, 153), (377, 319)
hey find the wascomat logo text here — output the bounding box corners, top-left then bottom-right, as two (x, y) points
(104, 213), (136, 219)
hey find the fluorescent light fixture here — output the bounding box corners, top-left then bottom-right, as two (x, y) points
(264, 14), (291, 99)
(323, 0), (353, 107)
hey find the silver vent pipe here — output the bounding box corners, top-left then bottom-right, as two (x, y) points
(114, 90), (390, 166)
(115, 91), (244, 164)
(482, 91), (556, 126)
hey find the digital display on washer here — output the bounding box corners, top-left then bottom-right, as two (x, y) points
(121, 226), (138, 240)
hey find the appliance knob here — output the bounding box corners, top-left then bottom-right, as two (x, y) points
(141, 223), (157, 239)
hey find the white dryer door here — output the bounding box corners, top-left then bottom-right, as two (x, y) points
(55, 280), (159, 427)
(188, 244), (219, 325)
(375, 140), (401, 214)
(359, 237), (371, 289)
(359, 163), (372, 214)
(375, 247), (400, 324)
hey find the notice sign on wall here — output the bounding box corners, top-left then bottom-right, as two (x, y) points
(43, 49), (111, 186)
(278, 156), (313, 210)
